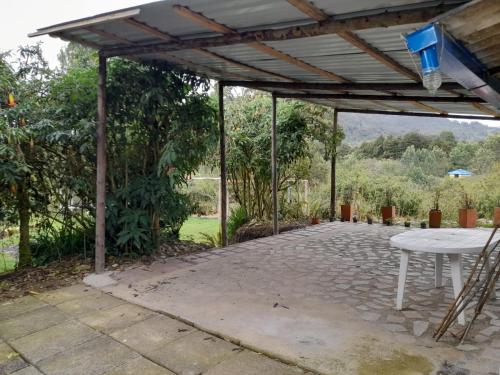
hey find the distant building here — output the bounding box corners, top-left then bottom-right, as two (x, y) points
(448, 169), (472, 178)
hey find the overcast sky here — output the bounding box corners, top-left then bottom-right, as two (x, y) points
(1, 1), (499, 128)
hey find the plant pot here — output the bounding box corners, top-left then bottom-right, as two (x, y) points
(494, 207), (500, 226)
(458, 208), (477, 228)
(404, 221), (411, 228)
(385, 220), (393, 226)
(340, 204), (352, 222)
(367, 218), (373, 225)
(311, 217), (320, 225)
(381, 206), (396, 224)
(420, 222), (427, 229)
(429, 209), (442, 228)
(353, 217), (358, 223)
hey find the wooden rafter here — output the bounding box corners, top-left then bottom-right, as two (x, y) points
(85, 26), (132, 45)
(172, 5), (348, 83)
(172, 5), (236, 34)
(337, 108), (500, 121)
(194, 49), (292, 81)
(336, 31), (421, 81)
(410, 101), (446, 114)
(53, 32), (102, 50)
(472, 102), (500, 117)
(219, 80), (464, 91)
(273, 93), (483, 103)
(286, 0), (328, 22)
(124, 18), (177, 42)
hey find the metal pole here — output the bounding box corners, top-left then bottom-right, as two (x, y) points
(95, 54), (107, 273)
(218, 83), (228, 247)
(271, 94), (278, 235)
(330, 109), (338, 222)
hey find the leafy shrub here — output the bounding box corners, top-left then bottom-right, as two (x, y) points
(227, 206), (249, 241)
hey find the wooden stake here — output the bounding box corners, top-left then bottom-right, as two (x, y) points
(330, 109), (338, 222)
(272, 94), (279, 235)
(219, 83), (228, 247)
(95, 55), (107, 274)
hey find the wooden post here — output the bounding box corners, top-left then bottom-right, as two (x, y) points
(271, 94), (279, 235)
(218, 83), (228, 247)
(329, 109), (338, 222)
(95, 54), (107, 273)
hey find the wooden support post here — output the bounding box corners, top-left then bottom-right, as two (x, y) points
(271, 94), (279, 235)
(219, 83), (228, 247)
(330, 109), (338, 222)
(95, 54), (107, 273)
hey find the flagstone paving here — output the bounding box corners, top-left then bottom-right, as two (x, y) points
(0, 285), (310, 375)
(97, 222), (500, 375)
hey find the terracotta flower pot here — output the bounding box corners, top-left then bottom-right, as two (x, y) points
(381, 206), (396, 224)
(311, 217), (320, 225)
(341, 204), (352, 222)
(494, 207), (500, 226)
(429, 209), (442, 228)
(458, 208), (477, 228)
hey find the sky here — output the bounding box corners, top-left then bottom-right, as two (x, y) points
(1, 0), (499, 128)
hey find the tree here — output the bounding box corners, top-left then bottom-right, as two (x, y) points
(449, 142), (478, 170)
(224, 92), (328, 219)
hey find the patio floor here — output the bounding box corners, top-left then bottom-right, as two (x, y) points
(96, 222), (500, 375)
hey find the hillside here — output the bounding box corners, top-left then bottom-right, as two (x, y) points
(339, 113), (500, 145)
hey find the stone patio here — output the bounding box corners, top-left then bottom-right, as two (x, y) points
(0, 285), (307, 375)
(94, 222), (500, 375)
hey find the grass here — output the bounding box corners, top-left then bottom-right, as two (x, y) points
(0, 253), (17, 273)
(180, 216), (219, 243)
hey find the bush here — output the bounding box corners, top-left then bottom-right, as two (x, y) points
(227, 206), (249, 241)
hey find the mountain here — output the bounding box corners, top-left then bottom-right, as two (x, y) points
(338, 113), (500, 145)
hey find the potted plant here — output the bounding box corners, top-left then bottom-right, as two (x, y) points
(494, 205), (500, 226)
(429, 190), (442, 228)
(340, 187), (354, 222)
(381, 189), (396, 224)
(353, 216), (358, 223)
(385, 218), (393, 226)
(420, 221), (427, 229)
(309, 200), (321, 225)
(404, 217), (411, 228)
(367, 212), (373, 225)
(458, 193), (477, 228)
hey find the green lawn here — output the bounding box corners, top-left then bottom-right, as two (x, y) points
(179, 216), (219, 243)
(0, 253), (17, 273)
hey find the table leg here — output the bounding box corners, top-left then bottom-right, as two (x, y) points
(448, 253), (465, 325)
(396, 250), (410, 310)
(435, 253), (444, 288)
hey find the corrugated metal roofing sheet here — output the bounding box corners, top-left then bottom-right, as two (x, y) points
(28, 0), (499, 117)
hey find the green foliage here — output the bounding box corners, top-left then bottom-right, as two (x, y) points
(179, 217), (219, 243)
(186, 179), (218, 216)
(225, 92), (328, 220)
(227, 206), (249, 241)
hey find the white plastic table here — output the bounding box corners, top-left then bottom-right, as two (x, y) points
(390, 228), (500, 325)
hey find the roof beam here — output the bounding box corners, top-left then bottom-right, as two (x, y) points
(472, 102), (500, 117)
(172, 5), (236, 35)
(246, 42), (348, 82)
(409, 100), (446, 114)
(124, 18), (178, 42)
(102, 3), (461, 57)
(273, 93), (484, 103)
(172, 5), (348, 82)
(336, 31), (421, 81)
(336, 108), (500, 121)
(220, 80), (464, 91)
(193, 49), (292, 81)
(85, 26), (133, 45)
(286, 0), (329, 22)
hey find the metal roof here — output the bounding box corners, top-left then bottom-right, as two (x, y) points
(29, 0), (500, 118)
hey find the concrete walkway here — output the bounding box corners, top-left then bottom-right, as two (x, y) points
(96, 222), (500, 375)
(0, 285), (309, 375)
